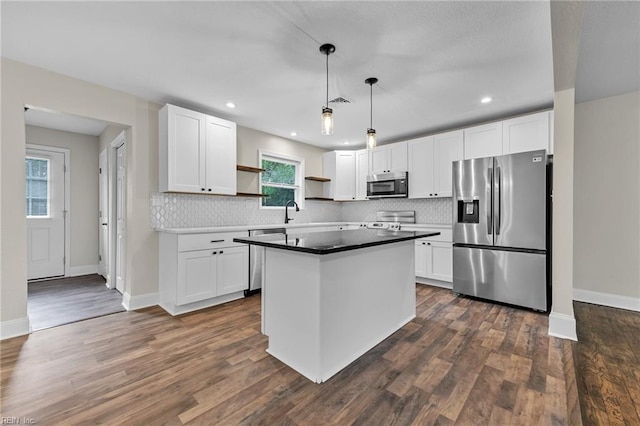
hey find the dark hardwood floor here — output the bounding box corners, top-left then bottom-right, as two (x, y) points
(28, 274), (124, 331)
(573, 301), (640, 425)
(1, 285), (580, 424)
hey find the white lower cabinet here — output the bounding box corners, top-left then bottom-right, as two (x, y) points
(414, 229), (453, 284)
(160, 231), (248, 315)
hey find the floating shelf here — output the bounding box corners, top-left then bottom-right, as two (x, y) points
(305, 176), (331, 182)
(305, 197), (335, 201)
(237, 165), (265, 173)
(236, 192), (268, 198)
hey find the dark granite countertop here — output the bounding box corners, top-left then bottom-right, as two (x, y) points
(233, 229), (440, 255)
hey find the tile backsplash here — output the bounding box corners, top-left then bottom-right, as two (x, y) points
(151, 193), (452, 229)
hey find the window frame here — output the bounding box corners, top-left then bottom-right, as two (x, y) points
(25, 155), (51, 218)
(259, 150), (305, 209)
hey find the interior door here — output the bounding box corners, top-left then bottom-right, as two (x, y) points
(98, 148), (109, 279)
(26, 149), (66, 280)
(115, 143), (126, 293)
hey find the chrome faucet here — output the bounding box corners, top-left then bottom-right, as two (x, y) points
(284, 200), (299, 224)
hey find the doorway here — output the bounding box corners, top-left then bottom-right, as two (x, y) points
(25, 146), (69, 280)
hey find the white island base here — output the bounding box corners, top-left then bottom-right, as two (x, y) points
(262, 240), (416, 383)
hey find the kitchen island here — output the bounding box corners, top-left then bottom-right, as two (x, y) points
(234, 228), (439, 383)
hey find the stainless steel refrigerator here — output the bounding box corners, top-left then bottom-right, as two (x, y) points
(452, 149), (549, 311)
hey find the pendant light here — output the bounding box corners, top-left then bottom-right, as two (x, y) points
(365, 77), (378, 149)
(319, 43), (336, 135)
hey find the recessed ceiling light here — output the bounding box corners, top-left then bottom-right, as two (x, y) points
(343, 141), (349, 145)
(290, 131), (297, 137)
(225, 102), (236, 108)
(481, 97), (492, 104)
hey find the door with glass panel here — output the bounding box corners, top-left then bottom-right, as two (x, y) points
(26, 149), (66, 279)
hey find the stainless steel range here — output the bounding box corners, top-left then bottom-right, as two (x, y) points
(366, 210), (415, 231)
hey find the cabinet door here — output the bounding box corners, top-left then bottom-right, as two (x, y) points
(205, 116), (237, 195)
(166, 105), (207, 193)
(433, 130), (464, 197)
(464, 122), (503, 160)
(355, 149), (369, 200)
(388, 141), (408, 172)
(217, 246), (249, 295)
(415, 240), (428, 278)
(428, 241), (453, 282)
(334, 151), (356, 200)
(370, 146), (389, 174)
(177, 250), (217, 305)
(408, 137), (434, 199)
(502, 111), (550, 155)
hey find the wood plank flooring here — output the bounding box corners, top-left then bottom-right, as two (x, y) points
(573, 301), (640, 426)
(28, 274), (124, 331)
(2, 285), (576, 424)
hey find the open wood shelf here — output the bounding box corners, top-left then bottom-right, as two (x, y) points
(305, 176), (331, 182)
(305, 197), (335, 201)
(237, 165), (265, 173)
(236, 192), (268, 198)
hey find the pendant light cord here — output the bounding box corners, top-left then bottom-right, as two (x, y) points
(369, 83), (373, 128)
(326, 52), (329, 108)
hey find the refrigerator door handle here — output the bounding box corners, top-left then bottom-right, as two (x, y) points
(487, 167), (493, 235)
(495, 166), (502, 235)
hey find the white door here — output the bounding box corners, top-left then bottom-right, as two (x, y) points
(26, 149), (66, 280)
(115, 144), (126, 293)
(98, 148), (109, 279)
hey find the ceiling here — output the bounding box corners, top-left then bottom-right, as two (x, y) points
(2, 2), (638, 148)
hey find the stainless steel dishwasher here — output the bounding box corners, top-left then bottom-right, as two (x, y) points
(245, 227), (286, 296)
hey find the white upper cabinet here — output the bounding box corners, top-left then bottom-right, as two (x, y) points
(323, 151), (356, 201)
(355, 149), (369, 200)
(159, 104), (236, 195)
(408, 136), (434, 199)
(433, 130), (463, 197)
(370, 141), (408, 174)
(463, 121), (503, 160)
(502, 111), (550, 155)
(407, 130), (462, 199)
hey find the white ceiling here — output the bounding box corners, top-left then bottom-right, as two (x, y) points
(2, 1), (638, 148)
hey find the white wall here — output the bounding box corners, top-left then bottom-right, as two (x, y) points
(1, 58), (160, 336)
(574, 91), (640, 305)
(26, 125), (100, 273)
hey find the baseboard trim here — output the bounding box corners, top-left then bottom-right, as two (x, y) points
(548, 310), (577, 341)
(415, 277), (453, 290)
(69, 264), (98, 277)
(574, 288), (640, 312)
(122, 292), (159, 311)
(1, 316), (31, 340)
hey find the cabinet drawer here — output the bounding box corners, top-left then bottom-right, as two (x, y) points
(178, 232), (246, 252)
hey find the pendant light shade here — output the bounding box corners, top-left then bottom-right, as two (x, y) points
(365, 77), (378, 148)
(320, 43), (335, 135)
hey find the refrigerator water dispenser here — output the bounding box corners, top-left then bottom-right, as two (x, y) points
(457, 200), (479, 223)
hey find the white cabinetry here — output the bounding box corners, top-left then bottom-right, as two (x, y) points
(370, 141), (408, 174)
(502, 111), (550, 155)
(414, 228), (453, 285)
(408, 130), (462, 199)
(463, 122), (503, 160)
(355, 149), (369, 200)
(323, 150), (369, 201)
(159, 104), (237, 195)
(323, 151), (356, 200)
(159, 231), (248, 315)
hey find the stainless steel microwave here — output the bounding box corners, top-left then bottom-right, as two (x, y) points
(366, 172), (408, 198)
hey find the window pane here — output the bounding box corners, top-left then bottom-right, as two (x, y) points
(262, 186), (295, 207)
(262, 159), (296, 185)
(25, 158), (49, 217)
